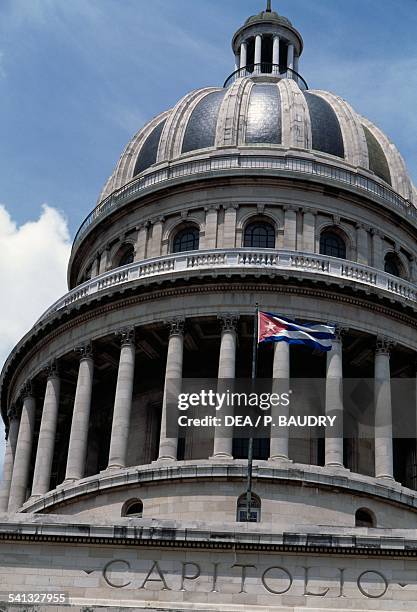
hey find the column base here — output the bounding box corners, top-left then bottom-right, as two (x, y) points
(62, 478), (78, 486)
(153, 457), (176, 464)
(376, 474), (395, 481)
(325, 462), (348, 469)
(268, 456), (293, 464)
(209, 454), (233, 461)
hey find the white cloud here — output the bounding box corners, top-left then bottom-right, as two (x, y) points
(0, 204), (71, 477)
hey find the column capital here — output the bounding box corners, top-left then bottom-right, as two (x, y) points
(283, 204), (298, 213)
(136, 220), (150, 231)
(371, 228), (383, 238)
(303, 207), (318, 216)
(116, 327), (136, 347)
(218, 313), (239, 333)
(376, 336), (395, 356)
(43, 360), (59, 379)
(20, 381), (33, 401)
(151, 215), (165, 225)
(223, 203), (239, 211)
(75, 341), (93, 360)
(7, 404), (19, 422)
(167, 318), (185, 337)
(328, 324), (347, 343)
(355, 222), (370, 232)
(204, 204), (220, 213)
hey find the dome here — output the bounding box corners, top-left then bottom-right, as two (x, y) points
(245, 11), (293, 28)
(99, 78), (414, 204)
(244, 9), (293, 28)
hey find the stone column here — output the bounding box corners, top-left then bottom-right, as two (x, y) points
(98, 247), (110, 275)
(107, 328), (136, 469)
(255, 35), (262, 66)
(325, 328), (344, 467)
(150, 217), (164, 258)
(31, 364), (60, 497)
(90, 254), (100, 278)
(272, 35), (280, 66)
(269, 342), (290, 461)
(287, 44), (295, 70)
(0, 407), (20, 512)
(302, 209), (316, 253)
(8, 386), (36, 512)
(356, 224), (369, 266)
(223, 204), (238, 248)
(134, 222), (149, 261)
(372, 230), (384, 269)
(212, 314), (238, 459)
(283, 206), (297, 251)
(158, 319), (184, 461)
(374, 337), (394, 480)
(64, 343), (94, 483)
(240, 42), (247, 69)
(293, 54), (299, 75)
(204, 206), (218, 249)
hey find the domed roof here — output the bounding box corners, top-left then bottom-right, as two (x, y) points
(244, 9), (293, 28)
(99, 78), (415, 204)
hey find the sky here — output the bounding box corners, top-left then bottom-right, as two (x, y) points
(0, 0), (417, 472)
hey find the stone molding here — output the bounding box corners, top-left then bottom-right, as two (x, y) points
(1, 515), (417, 556)
(19, 460), (417, 516)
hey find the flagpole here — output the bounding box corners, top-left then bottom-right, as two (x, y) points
(246, 302), (259, 522)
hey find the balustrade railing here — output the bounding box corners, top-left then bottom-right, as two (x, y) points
(72, 155), (416, 251)
(37, 249), (417, 323)
(223, 64), (308, 89)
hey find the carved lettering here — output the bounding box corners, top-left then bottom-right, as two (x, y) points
(303, 567), (329, 597)
(232, 564), (256, 594)
(140, 561), (171, 591)
(181, 562), (201, 591)
(103, 559), (131, 588)
(261, 566), (293, 595)
(357, 571), (388, 599)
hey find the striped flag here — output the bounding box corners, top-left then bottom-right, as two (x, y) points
(258, 311), (335, 352)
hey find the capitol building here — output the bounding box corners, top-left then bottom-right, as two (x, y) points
(2, 2), (417, 610)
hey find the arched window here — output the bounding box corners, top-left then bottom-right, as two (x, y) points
(121, 498), (143, 518)
(355, 508), (375, 528)
(320, 230), (346, 259)
(244, 220), (275, 249)
(173, 226), (199, 253)
(236, 493), (261, 523)
(118, 245), (134, 267)
(384, 252), (403, 278)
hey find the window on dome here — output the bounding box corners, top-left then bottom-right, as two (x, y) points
(122, 499), (143, 518)
(173, 226), (200, 253)
(320, 230), (346, 259)
(237, 493), (261, 523)
(118, 245), (135, 267)
(384, 252), (403, 278)
(244, 221), (275, 249)
(355, 508), (375, 528)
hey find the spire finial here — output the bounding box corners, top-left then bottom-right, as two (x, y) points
(266, 0), (272, 12)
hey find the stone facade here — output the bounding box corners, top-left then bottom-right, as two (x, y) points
(1, 4), (417, 611)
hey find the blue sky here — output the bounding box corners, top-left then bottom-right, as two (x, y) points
(0, 0), (417, 236)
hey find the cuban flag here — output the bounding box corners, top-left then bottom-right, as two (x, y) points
(258, 311), (335, 352)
